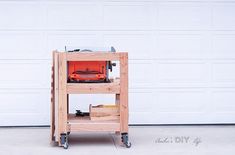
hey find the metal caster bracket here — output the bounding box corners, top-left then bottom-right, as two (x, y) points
(60, 133), (69, 149)
(121, 133), (132, 148)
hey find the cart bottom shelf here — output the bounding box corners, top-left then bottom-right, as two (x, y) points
(67, 114), (120, 132)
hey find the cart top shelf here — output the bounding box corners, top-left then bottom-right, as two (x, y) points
(64, 51), (128, 61)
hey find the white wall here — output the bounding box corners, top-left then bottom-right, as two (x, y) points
(0, 0), (235, 125)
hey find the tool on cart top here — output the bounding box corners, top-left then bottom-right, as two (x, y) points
(65, 46), (116, 83)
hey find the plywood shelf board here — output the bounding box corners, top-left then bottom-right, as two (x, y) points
(67, 79), (120, 94)
(68, 114), (119, 124)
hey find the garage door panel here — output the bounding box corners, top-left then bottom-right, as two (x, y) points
(155, 32), (207, 59)
(157, 2), (210, 30)
(156, 61), (208, 87)
(0, 89), (50, 126)
(129, 90), (153, 112)
(212, 62), (235, 87)
(0, 2), (44, 30)
(155, 89), (207, 113)
(209, 113), (235, 123)
(212, 3), (235, 30)
(130, 112), (153, 124)
(103, 2), (151, 30)
(0, 61), (50, 89)
(212, 33), (235, 59)
(103, 33), (153, 59)
(0, 91), (50, 114)
(150, 112), (210, 124)
(47, 2), (102, 30)
(0, 32), (47, 59)
(0, 114), (49, 126)
(129, 60), (155, 88)
(211, 89), (235, 112)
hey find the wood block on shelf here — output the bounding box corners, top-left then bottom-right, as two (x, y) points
(89, 104), (119, 121)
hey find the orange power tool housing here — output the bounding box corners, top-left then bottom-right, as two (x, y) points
(68, 61), (108, 83)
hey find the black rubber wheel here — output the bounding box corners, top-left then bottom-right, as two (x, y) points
(125, 142), (131, 148)
(121, 133), (131, 148)
(63, 143), (68, 149)
(60, 133), (69, 149)
(61, 135), (66, 145)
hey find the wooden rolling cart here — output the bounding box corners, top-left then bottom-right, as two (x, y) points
(50, 51), (131, 149)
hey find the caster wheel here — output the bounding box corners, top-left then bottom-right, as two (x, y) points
(60, 133), (69, 149)
(63, 143), (68, 149)
(125, 142), (131, 148)
(121, 133), (131, 148)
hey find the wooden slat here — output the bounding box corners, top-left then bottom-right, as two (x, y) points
(68, 123), (120, 132)
(119, 53), (129, 133)
(54, 52), (59, 142)
(68, 114), (119, 123)
(67, 115), (120, 132)
(50, 51), (55, 142)
(58, 52), (67, 146)
(67, 79), (120, 94)
(66, 52), (124, 61)
(115, 94), (120, 110)
(115, 94), (121, 135)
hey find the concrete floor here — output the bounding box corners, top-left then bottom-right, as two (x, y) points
(0, 126), (235, 155)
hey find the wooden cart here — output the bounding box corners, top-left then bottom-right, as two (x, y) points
(50, 51), (131, 149)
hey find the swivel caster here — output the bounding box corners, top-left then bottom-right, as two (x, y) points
(63, 143), (68, 149)
(121, 133), (132, 148)
(60, 133), (69, 149)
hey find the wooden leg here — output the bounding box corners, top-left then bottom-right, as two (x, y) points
(58, 53), (68, 146)
(119, 53), (129, 133)
(115, 94), (120, 134)
(50, 52), (55, 142)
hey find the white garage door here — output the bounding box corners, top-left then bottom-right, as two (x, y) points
(0, 0), (235, 126)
